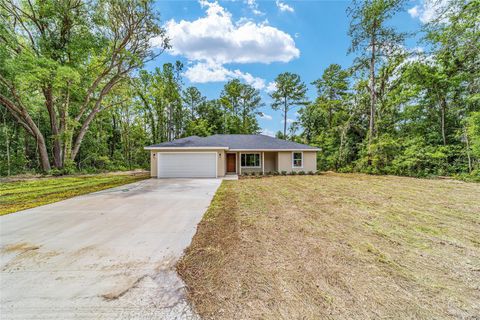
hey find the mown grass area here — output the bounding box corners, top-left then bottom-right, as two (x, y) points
(177, 173), (480, 319)
(0, 172), (149, 216)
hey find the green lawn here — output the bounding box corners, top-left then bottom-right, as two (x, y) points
(0, 172), (149, 216)
(177, 173), (480, 319)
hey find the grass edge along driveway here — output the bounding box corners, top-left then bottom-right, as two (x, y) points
(177, 173), (480, 319)
(0, 172), (149, 216)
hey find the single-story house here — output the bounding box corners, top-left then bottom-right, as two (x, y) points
(145, 134), (319, 178)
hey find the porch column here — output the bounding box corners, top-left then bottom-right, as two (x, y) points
(239, 152), (241, 175)
(262, 152), (265, 175)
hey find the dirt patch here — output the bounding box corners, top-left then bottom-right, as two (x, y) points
(2, 242), (40, 253)
(103, 258), (181, 302)
(177, 173), (480, 319)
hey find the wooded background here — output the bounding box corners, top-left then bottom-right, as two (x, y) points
(1, 0), (479, 180)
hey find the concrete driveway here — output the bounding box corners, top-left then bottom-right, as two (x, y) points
(0, 178), (222, 319)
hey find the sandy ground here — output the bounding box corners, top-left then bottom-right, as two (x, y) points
(0, 178), (222, 319)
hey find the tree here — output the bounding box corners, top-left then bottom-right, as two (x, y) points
(238, 83), (263, 133)
(348, 0), (406, 143)
(183, 86), (205, 121)
(0, 0), (169, 171)
(220, 79), (262, 134)
(312, 64), (350, 128)
(270, 72), (308, 138)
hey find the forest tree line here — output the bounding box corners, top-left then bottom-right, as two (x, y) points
(0, 0), (479, 180)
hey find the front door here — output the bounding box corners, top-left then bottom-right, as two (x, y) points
(227, 153), (236, 173)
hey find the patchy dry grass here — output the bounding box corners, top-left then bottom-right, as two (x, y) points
(0, 172), (149, 215)
(177, 173), (480, 319)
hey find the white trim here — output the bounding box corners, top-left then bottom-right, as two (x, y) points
(229, 148), (319, 152)
(292, 151), (303, 169)
(240, 152), (261, 168)
(157, 152), (218, 178)
(145, 146), (228, 150)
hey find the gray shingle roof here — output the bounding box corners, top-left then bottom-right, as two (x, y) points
(146, 134), (319, 150)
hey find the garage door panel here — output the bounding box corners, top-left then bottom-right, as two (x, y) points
(158, 153), (216, 178)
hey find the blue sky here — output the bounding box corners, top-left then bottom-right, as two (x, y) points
(148, 0), (438, 136)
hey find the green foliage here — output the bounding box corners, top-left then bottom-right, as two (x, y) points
(220, 79), (262, 134)
(270, 72), (308, 138)
(0, 173), (148, 215)
(294, 0), (480, 180)
(467, 111), (480, 159)
(1, 0), (479, 181)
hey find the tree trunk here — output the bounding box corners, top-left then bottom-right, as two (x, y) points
(283, 98), (288, 139)
(464, 125), (472, 173)
(43, 85), (63, 168)
(0, 95), (51, 171)
(60, 83), (71, 166)
(369, 23), (377, 143)
(3, 115), (11, 175)
(37, 136), (51, 172)
(71, 108), (99, 160)
(440, 97), (447, 145)
(70, 76), (120, 160)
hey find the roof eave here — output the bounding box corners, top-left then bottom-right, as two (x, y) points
(228, 148), (320, 152)
(144, 146), (229, 150)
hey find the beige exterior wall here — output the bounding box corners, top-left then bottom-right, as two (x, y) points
(277, 151), (317, 173)
(149, 149), (317, 177)
(150, 151), (158, 177)
(149, 149), (225, 177)
(264, 152), (277, 173)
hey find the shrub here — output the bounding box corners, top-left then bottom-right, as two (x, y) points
(266, 171), (273, 176)
(308, 171), (314, 175)
(281, 171), (287, 176)
(273, 171), (279, 176)
(290, 171), (297, 175)
(94, 156), (111, 170)
(298, 171), (306, 175)
(49, 168), (64, 176)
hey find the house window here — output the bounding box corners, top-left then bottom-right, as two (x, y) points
(292, 152), (303, 168)
(241, 153), (260, 168)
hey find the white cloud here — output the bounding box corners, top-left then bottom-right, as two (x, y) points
(266, 81), (277, 93)
(260, 128), (275, 137)
(164, 1), (299, 65)
(281, 118), (295, 124)
(259, 113), (273, 120)
(184, 62), (266, 89)
(245, 0), (264, 16)
(276, 0), (294, 13)
(161, 1), (299, 91)
(408, 6), (420, 18)
(408, 0), (452, 24)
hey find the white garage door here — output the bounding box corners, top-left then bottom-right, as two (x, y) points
(157, 152), (217, 178)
